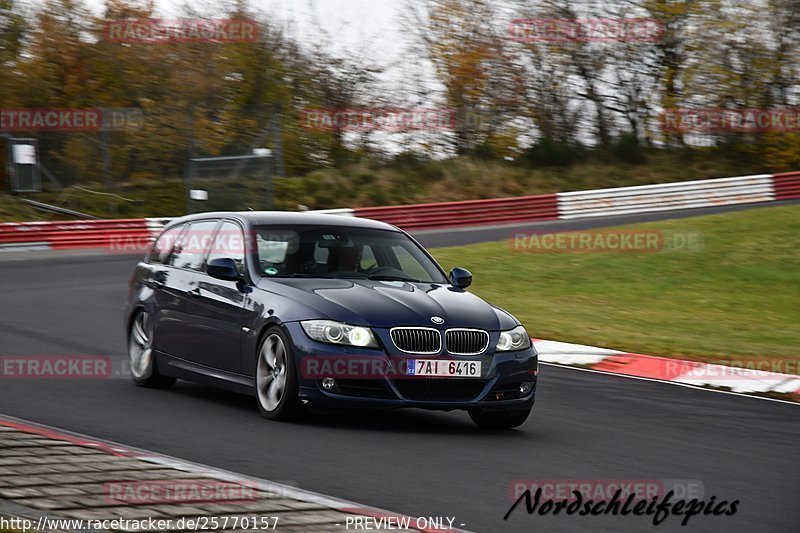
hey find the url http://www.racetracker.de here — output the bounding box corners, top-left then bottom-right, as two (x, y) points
(1, 514), (464, 531)
(1, 515), (281, 532)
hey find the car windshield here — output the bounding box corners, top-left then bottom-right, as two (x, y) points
(253, 225), (448, 283)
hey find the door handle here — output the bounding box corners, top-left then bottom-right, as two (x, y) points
(152, 280), (165, 289)
(188, 287), (201, 298)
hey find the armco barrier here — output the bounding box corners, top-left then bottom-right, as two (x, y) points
(0, 219), (152, 251)
(557, 174), (775, 219)
(772, 171), (800, 200)
(354, 194), (558, 230)
(1, 171), (797, 249)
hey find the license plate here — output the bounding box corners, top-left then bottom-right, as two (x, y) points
(407, 359), (481, 378)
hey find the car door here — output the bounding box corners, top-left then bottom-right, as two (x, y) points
(163, 219), (220, 364)
(184, 220), (249, 374)
(149, 223), (189, 358)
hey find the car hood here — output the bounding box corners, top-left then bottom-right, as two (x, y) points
(257, 278), (519, 330)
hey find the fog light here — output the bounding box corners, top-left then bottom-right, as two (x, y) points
(519, 381), (533, 394)
(321, 377), (336, 391)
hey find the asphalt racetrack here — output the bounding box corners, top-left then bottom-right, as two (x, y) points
(1, 203), (798, 532)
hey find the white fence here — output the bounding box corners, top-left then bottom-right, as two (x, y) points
(557, 174), (775, 219)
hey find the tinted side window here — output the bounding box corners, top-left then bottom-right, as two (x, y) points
(208, 221), (246, 274)
(166, 220), (219, 271)
(148, 225), (185, 264)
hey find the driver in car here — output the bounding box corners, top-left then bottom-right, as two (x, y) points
(328, 244), (363, 275)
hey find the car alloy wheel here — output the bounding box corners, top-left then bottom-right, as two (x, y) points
(255, 328), (301, 420)
(128, 310), (174, 388)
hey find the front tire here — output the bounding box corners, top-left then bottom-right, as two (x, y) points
(128, 310), (175, 389)
(468, 407), (531, 429)
(255, 327), (302, 421)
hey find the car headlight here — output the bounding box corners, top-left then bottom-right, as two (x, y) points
(301, 320), (379, 348)
(495, 325), (531, 352)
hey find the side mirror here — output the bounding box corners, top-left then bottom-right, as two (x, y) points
(449, 267), (472, 289)
(207, 257), (243, 282)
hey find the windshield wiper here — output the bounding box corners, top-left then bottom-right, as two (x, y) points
(367, 274), (421, 283)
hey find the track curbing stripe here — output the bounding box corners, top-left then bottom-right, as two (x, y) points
(534, 339), (800, 402)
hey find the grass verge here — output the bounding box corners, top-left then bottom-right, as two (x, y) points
(430, 204), (800, 366)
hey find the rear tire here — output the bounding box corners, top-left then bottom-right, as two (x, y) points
(468, 407), (531, 429)
(128, 310), (175, 389)
(255, 327), (302, 421)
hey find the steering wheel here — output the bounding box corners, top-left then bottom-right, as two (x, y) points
(366, 266), (397, 276)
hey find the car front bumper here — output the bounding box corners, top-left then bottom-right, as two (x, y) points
(285, 322), (538, 411)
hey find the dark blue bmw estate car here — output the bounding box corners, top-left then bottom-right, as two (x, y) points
(125, 212), (537, 428)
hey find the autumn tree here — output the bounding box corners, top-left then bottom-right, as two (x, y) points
(410, 0), (521, 154)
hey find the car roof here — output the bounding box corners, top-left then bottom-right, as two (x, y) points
(164, 211), (400, 232)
